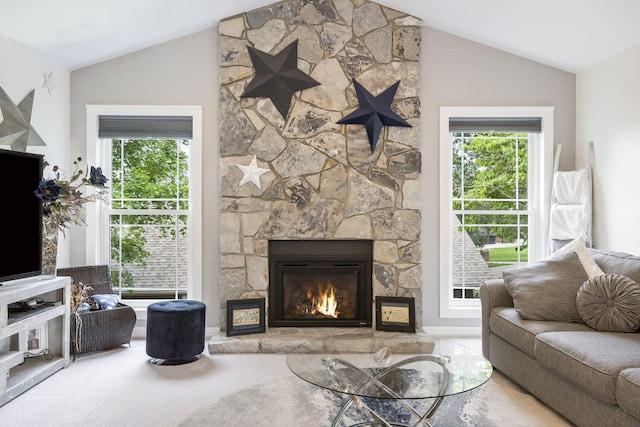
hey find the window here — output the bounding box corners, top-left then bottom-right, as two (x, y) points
(108, 137), (189, 300)
(439, 107), (554, 318)
(85, 105), (203, 304)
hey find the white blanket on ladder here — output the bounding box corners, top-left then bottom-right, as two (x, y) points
(549, 168), (592, 242)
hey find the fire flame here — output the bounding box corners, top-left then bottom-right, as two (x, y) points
(308, 284), (340, 318)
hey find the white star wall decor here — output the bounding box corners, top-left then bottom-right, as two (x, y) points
(42, 71), (56, 97)
(236, 155), (270, 189)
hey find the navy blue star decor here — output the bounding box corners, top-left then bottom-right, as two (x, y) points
(337, 79), (412, 152)
(241, 39), (320, 120)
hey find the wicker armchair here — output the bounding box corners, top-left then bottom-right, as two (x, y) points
(57, 265), (136, 356)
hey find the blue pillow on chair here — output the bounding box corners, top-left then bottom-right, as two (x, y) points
(91, 294), (119, 310)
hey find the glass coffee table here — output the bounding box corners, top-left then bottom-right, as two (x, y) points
(287, 332), (493, 427)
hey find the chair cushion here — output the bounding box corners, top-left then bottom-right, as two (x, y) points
(576, 274), (640, 332)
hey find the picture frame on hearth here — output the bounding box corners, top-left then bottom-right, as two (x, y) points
(226, 298), (266, 337)
(375, 296), (416, 333)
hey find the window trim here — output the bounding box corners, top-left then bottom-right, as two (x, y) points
(85, 105), (203, 302)
(439, 106), (554, 318)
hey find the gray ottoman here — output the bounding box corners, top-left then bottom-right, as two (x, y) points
(146, 300), (206, 365)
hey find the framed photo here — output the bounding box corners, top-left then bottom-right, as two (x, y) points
(20, 323), (48, 353)
(376, 296), (416, 333)
(227, 298), (266, 337)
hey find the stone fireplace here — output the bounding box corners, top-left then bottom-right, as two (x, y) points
(218, 0), (423, 333)
(268, 240), (372, 327)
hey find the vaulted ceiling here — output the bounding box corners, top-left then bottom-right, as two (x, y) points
(1, 0), (639, 73)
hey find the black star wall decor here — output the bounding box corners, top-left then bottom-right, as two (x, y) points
(337, 79), (412, 152)
(241, 39), (320, 120)
(0, 86), (46, 152)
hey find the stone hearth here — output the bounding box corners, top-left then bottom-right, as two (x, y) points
(208, 328), (433, 354)
(217, 0), (423, 333)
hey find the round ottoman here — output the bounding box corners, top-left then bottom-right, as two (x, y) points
(146, 300), (206, 365)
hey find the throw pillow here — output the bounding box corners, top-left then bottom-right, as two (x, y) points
(576, 274), (640, 332)
(503, 250), (588, 322)
(556, 236), (604, 278)
(91, 294), (119, 310)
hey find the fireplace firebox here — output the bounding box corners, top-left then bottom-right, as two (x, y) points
(268, 240), (373, 328)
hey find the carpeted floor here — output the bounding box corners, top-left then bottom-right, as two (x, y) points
(180, 370), (572, 427)
(0, 337), (572, 427)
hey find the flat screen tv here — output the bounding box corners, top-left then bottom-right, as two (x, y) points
(0, 149), (43, 284)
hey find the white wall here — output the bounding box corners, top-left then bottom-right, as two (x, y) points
(0, 34), (71, 265)
(576, 43), (640, 254)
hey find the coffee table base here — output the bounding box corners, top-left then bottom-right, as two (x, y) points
(332, 396), (444, 427)
(325, 355), (451, 427)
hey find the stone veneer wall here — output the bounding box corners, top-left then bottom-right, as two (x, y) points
(218, 0), (422, 329)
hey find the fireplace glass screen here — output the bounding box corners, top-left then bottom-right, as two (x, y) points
(268, 240), (372, 328)
(282, 269), (359, 320)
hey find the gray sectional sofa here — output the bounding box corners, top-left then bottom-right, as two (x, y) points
(480, 248), (640, 427)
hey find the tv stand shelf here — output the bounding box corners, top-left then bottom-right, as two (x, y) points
(0, 276), (70, 406)
(8, 304), (62, 325)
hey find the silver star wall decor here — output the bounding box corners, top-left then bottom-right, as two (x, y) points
(236, 155), (270, 189)
(0, 86), (46, 152)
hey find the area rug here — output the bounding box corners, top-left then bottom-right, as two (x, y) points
(179, 370), (571, 426)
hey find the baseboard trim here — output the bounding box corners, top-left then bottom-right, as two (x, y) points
(421, 326), (481, 338)
(132, 326), (145, 339)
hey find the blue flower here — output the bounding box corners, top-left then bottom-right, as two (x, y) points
(35, 157), (109, 232)
(90, 166), (108, 186)
(34, 179), (62, 203)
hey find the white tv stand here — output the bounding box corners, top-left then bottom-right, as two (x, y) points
(0, 276), (70, 406)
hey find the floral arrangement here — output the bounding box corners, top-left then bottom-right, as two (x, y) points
(33, 157), (109, 232)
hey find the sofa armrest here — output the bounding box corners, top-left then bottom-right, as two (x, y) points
(479, 279), (513, 359)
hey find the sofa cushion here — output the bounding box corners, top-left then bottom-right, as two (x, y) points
(576, 274), (640, 332)
(503, 251), (588, 322)
(618, 368), (640, 419)
(490, 307), (593, 358)
(534, 331), (640, 405)
(591, 249), (640, 284)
